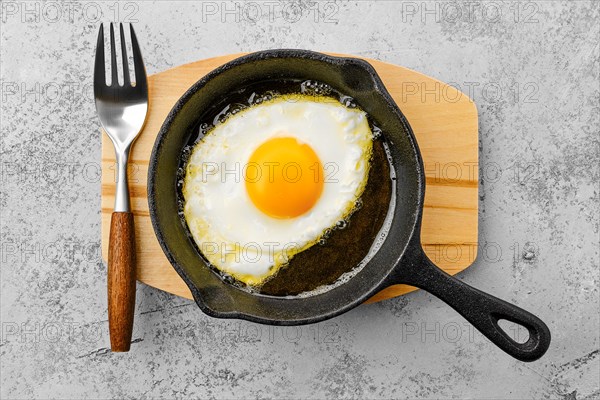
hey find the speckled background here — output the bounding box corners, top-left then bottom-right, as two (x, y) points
(1, 1), (598, 399)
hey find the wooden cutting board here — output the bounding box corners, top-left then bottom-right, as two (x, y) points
(101, 53), (478, 304)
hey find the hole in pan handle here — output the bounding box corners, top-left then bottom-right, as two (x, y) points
(391, 241), (551, 362)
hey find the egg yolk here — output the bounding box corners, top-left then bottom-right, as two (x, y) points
(246, 137), (324, 219)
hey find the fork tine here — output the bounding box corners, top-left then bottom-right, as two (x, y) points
(94, 24), (106, 87)
(109, 23), (119, 86)
(119, 23), (130, 86)
(129, 24), (147, 90)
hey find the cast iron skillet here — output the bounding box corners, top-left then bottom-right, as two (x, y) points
(148, 50), (551, 362)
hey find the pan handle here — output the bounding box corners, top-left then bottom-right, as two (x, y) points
(391, 244), (551, 362)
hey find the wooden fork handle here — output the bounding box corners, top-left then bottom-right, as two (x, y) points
(108, 212), (136, 352)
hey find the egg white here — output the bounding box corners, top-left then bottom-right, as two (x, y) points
(183, 94), (373, 285)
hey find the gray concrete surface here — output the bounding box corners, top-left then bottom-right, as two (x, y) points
(1, 1), (599, 398)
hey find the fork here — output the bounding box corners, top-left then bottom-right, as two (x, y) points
(94, 23), (148, 352)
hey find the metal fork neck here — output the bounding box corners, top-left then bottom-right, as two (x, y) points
(114, 148), (131, 212)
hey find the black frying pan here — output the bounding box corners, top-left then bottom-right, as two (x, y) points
(148, 50), (551, 362)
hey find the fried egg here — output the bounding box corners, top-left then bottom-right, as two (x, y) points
(183, 94), (373, 285)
